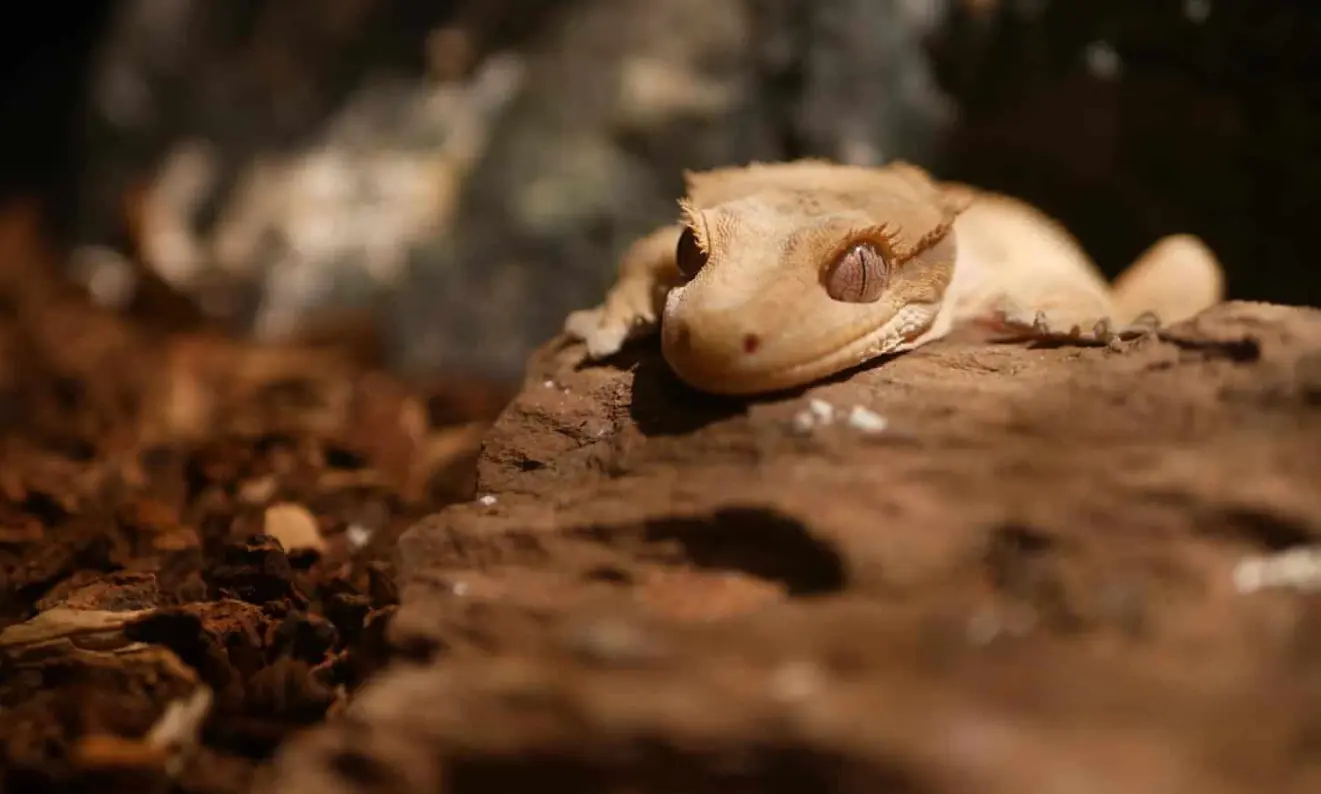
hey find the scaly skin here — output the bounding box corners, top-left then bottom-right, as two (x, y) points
(565, 160), (1225, 395)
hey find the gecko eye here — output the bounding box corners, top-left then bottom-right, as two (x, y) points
(675, 226), (708, 279)
(824, 242), (890, 303)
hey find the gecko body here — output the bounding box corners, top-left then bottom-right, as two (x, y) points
(565, 160), (1224, 395)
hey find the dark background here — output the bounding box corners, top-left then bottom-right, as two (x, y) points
(0, 4), (114, 213)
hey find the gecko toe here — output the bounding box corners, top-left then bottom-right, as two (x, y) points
(1093, 316), (1118, 348)
(1031, 310), (1051, 335)
(1123, 310), (1162, 336)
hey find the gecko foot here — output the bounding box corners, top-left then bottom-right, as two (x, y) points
(564, 306), (630, 360)
(564, 301), (664, 361)
(988, 307), (1161, 351)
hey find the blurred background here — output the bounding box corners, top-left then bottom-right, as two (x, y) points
(1, 0), (1317, 387)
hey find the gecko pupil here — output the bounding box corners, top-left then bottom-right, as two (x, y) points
(675, 226), (708, 279)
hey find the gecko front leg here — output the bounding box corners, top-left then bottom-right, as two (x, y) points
(564, 224), (685, 359)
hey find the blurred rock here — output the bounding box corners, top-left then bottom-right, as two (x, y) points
(69, 0), (953, 383)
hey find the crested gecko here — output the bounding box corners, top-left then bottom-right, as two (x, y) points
(564, 160), (1224, 395)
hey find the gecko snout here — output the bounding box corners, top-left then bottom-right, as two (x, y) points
(664, 316), (761, 360)
(660, 309), (780, 393)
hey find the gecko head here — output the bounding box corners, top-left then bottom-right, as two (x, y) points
(659, 161), (964, 395)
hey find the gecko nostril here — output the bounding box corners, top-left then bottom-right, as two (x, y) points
(742, 333), (761, 354)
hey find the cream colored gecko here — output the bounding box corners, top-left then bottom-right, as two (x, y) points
(564, 160), (1224, 395)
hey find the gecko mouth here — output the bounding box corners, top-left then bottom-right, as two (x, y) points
(661, 302), (941, 395)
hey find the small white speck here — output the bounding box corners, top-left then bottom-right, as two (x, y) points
(1184, 0), (1210, 23)
(1084, 41), (1122, 80)
(846, 405), (888, 434)
(543, 379), (555, 388)
(769, 660), (821, 701)
(790, 398), (839, 434)
(452, 581), (470, 596)
(966, 609), (1003, 646)
(345, 524), (373, 549)
(808, 398), (835, 423)
(1234, 546), (1321, 594)
(477, 494), (497, 507)
(1233, 558), (1264, 592)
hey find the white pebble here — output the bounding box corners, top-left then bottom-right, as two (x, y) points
(790, 411), (818, 435)
(345, 524), (373, 550)
(1233, 546), (1321, 593)
(808, 398), (835, 423)
(1232, 558), (1263, 593)
(846, 405), (888, 434)
(477, 494), (498, 507)
(790, 398), (838, 435)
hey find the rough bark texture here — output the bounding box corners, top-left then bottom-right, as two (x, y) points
(247, 301), (1321, 793)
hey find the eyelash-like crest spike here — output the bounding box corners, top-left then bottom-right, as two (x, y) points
(834, 213), (952, 278)
(855, 222), (903, 259)
(676, 197), (710, 253)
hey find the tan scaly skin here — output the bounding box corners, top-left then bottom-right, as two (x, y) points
(564, 160), (1225, 396)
